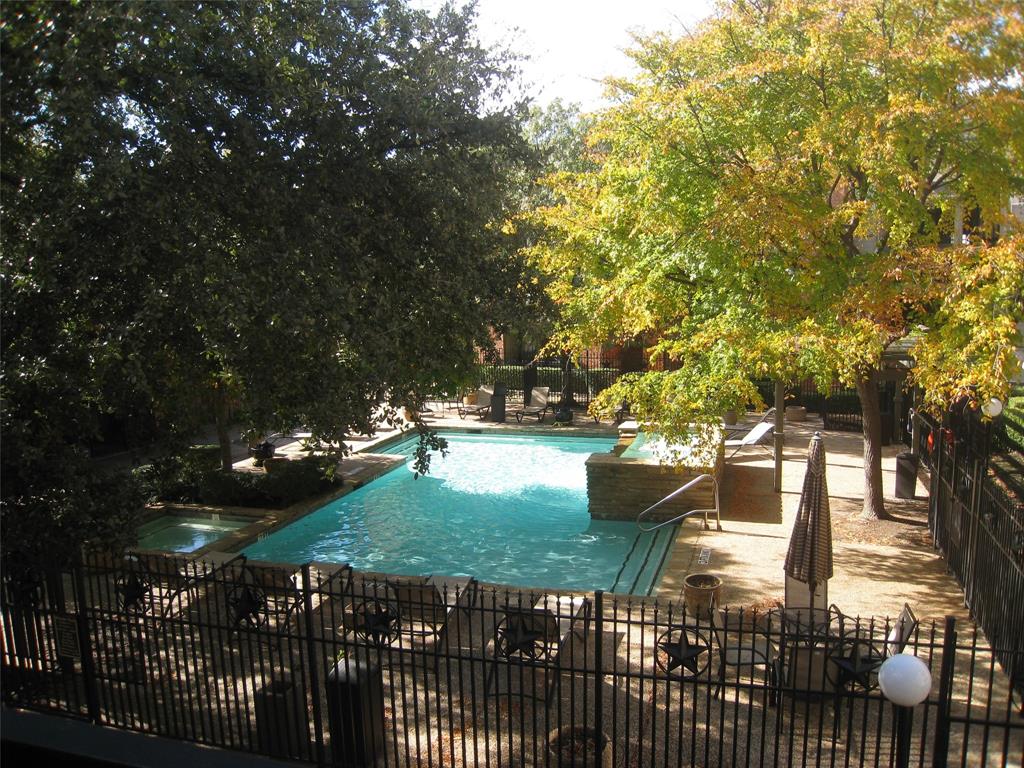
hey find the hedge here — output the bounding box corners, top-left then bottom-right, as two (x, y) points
(140, 454), (341, 509)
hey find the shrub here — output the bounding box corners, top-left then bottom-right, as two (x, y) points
(198, 470), (271, 507)
(195, 456), (340, 508)
(134, 456), (198, 503)
(261, 456), (339, 507)
(995, 385), (1024, 454)
(184, 444), (222, 472)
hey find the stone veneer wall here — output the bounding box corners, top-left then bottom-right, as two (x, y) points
(586, 445), (724, 521)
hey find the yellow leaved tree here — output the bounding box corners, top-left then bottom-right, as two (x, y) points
(531, 0), (1024, 519)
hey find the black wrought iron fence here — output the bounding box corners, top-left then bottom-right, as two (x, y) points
(476, 350), (623, 409)
(3, 553), (1022, 767)
(914, 409), (1024, 707)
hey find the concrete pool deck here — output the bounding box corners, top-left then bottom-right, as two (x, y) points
(236, 405), (969, 622)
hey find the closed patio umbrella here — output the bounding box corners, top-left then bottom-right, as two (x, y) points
(784, 432), (833, 614)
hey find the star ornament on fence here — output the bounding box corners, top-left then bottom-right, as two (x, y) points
(657, 629), (709, 679)
(832, 640), (881, 691)
(119, 573), (152, 613)
(228, 584), (267, 630)
(497, 614), (547, 660)
(356, 601), (400, 648)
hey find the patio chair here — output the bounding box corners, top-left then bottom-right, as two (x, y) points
(486, 594), (589, 704)
(457, 386), (493, 420)
(709, 608), (780, 705)
(825, 602), (919, 693)
(724, 420), (775, 458)
(513, 387), (550, 423)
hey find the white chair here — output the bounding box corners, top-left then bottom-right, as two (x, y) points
(724, 420), (775, 458)
(513, 386), (550, 423)
(456, 385), (493, 420)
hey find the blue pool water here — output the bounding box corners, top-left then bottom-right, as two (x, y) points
(243, 432), (674, 594)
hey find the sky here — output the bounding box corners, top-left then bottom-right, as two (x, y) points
(414, 0), (716, 110)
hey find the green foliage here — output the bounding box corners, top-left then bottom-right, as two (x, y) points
(184, 445), (222, 473)
(259, 457), (339, 507)
(2, 0), (535, 564)
(996, 385), (1024, 454)
(149, 455), (343, 509)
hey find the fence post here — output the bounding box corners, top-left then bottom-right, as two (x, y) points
(594, 590), (604, 743)
(932, 615), (957, 768)
(301, 564), (326, 766)
(70, 559), (101, 724)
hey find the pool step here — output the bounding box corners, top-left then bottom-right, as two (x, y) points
(610, 525), (677, 596)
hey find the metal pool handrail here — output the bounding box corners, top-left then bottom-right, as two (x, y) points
(636, 473), (721, 532)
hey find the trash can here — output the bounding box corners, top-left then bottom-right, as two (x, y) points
(254, 677), (309, 759)
(491, 383), (507, 423)
(895, 452), (919, 499)
(326, 655), (385, 768)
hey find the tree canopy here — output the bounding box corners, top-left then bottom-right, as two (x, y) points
(1, 0), (536, 565)
(531, 0), (1024, 517)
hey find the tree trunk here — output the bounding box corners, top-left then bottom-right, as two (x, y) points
(856, 371), (888, 520)
(213, 384), (234, 472)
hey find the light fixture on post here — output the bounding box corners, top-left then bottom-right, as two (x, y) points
(980, 397), (1003, 419)
(878, 653), (933, 768)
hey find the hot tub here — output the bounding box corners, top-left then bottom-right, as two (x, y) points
(136, 514), (252, 554)
(587, 427), (724, 521)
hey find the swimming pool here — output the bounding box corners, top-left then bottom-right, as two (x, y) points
(137, 515), (251, 553)
(243, 432), (675, 594)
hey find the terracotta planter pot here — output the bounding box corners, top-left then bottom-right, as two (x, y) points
(683, 573), (723, 619)
(785, 405), (807, 422)
(722, 409), (739, 425)
(547, 726), (612, 768)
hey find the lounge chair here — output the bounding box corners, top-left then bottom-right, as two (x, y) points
(513, 387), (550, 423)
(724, 420), (775, 458)
(456, 386), (493, 420)
(486, 594), (589, 703)
(390, 575), (477, 645)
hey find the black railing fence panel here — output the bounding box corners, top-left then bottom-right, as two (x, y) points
(3, 554), (1022, 767)
(914, 409), (1024, 708)
(477, 350), (621, 408)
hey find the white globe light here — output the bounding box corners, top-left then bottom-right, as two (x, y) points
(980, 397), (1003, 419)
(878, 653), (932, 707)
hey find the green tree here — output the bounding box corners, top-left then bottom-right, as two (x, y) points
(1, 0), (533, 564)
(532, 0), (1024, 519)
